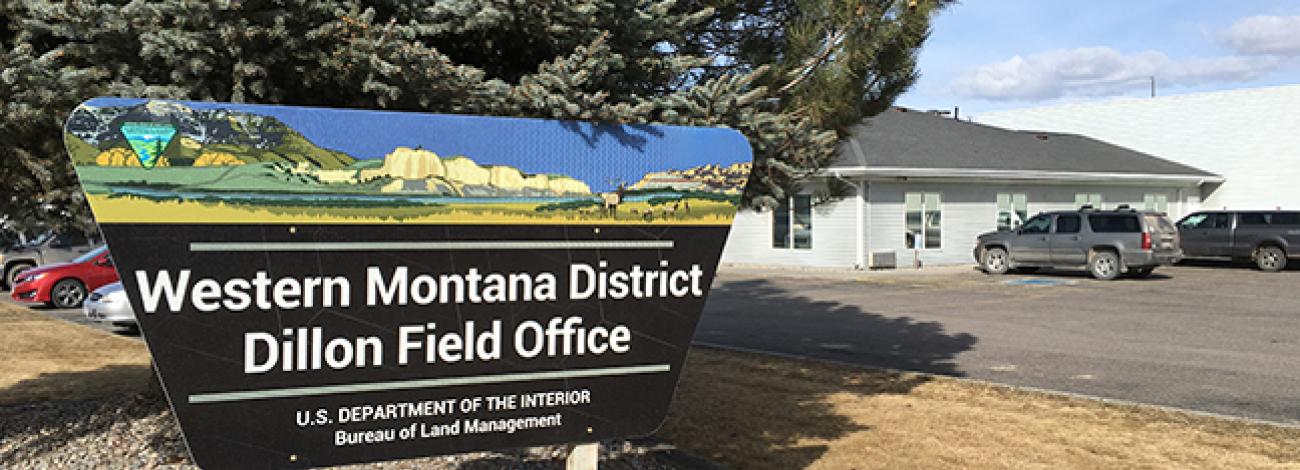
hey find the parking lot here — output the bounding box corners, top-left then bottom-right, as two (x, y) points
(701, 262), (1300, 425)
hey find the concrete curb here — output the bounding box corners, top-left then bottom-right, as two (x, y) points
(691, 341), (1300, 431)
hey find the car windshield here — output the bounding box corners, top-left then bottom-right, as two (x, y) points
(72, 245), (108, 264)
(1178, 213), (1209, 229)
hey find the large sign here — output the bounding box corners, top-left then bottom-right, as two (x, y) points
(65, 99), (751, 469)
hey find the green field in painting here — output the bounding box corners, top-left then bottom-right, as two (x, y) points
(75, 164), (384, 194)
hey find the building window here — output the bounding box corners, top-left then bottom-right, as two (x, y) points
(905, 192), (942, 249)
(772, 195), (812, 249)
(996, 193), (1028, 230)
(1143, 193), (1169, 213)
(1075, 193), (1104, 209)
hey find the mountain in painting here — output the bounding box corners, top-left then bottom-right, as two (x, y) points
(66, 100), (355, 169)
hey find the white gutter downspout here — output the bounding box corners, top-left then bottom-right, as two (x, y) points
(832, 170), (865, 270)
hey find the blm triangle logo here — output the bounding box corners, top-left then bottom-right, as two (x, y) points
(120, 122), (177, 168)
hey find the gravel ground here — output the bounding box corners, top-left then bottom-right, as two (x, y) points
(0, 392), (703, 470)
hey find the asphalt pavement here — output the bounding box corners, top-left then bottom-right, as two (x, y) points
(699, 262), (1300, 425)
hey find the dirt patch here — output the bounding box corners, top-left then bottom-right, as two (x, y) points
(0, 303), (152, 404)
(659, 347), (1300, 469)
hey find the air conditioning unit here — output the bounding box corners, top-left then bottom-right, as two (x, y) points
(869, 251), (897, 270)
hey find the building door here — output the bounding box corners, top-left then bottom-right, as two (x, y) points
(996, 193), (1028, 230)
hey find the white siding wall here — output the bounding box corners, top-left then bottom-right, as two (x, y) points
(720, 182), (865, 267)
(978, 85), (1300, 211)
(866, 181), (1197, 266)
(722, 179), (1201, 269)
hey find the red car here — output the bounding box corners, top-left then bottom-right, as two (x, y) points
(10, 246), (119, 308)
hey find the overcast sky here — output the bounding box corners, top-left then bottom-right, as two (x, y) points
(898, 1), (1300, 118)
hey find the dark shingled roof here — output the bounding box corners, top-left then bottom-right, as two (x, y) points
(834, 108), (1217, 177)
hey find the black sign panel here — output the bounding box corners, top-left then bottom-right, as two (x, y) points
(66, 99), (751, 468)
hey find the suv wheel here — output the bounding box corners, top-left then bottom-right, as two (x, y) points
(1255, 246), (1287, 272)
(982, 247), (1010, 275)
(50, 279), (87, 309)
(1088, 251), (1121, 280)
(5, 262), (34, 290)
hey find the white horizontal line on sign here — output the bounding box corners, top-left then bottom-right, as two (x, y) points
(187, 363), (672, 404)
(189, 240), (674, 252)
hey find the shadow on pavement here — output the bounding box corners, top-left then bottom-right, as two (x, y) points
(1177, 258), (1300, 272)
(698, 277), (978, 376)
(670, 277), (977, 468)
(1015, 269), (1175, 281)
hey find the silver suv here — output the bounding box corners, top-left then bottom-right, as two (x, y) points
(974, 207), (1183, 280)
(1, 230), (103, 289)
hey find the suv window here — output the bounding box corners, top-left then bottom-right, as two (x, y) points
(1143, 214), (1177, 233)
(1240, 213), (1270, 226)
(1056, 214), (1081, 233)
(1273, 212), (1300, 226)
(1021, 215), (1051, 234)
(1088, 214), (1141, 233)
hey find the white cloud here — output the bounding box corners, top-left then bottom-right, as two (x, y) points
(1220, 15), (1300, 56)
(950, 47), (1279, 101)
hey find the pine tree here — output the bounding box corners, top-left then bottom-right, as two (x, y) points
(682, 0), (954, 132)
(1, 0), (949, 229)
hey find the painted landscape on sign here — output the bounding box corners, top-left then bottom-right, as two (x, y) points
(64, 99), (752, 225)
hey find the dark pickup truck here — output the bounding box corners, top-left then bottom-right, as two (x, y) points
(1176, 211), (1300, 271)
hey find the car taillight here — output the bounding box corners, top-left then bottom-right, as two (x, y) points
(1141, 232), (1152, 250)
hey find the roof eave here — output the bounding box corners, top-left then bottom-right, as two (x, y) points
(823, 166), (1224, 185)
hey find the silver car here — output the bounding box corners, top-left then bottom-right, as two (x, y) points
(83, 282), (137, 329)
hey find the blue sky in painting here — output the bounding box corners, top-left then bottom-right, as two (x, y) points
(84, 98), (752, 192)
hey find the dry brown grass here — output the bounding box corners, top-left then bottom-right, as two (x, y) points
(659, 347), (1300, 470)
(0, 303), (152, 404)
(4, 301), (1299, 468)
